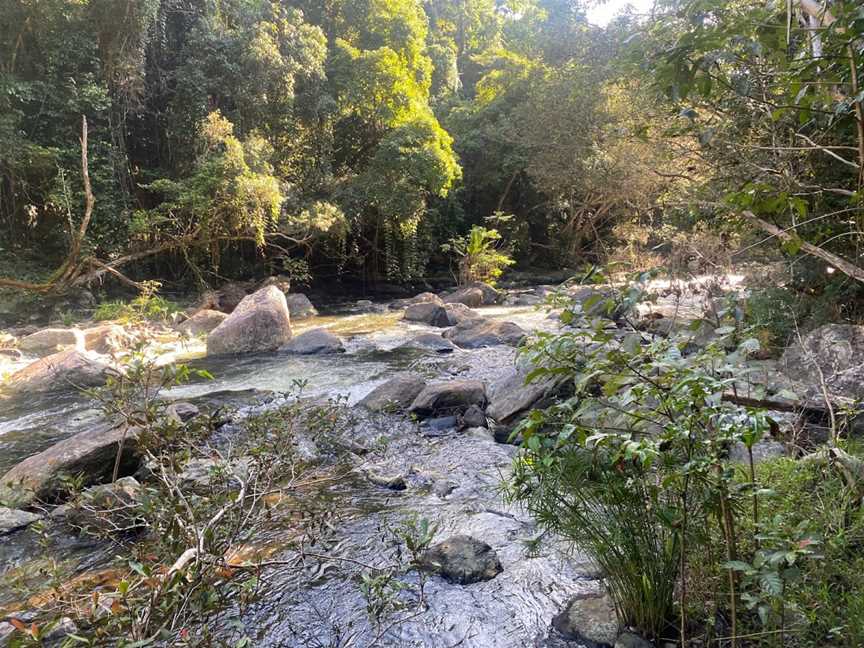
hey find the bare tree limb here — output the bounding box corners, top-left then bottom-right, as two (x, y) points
(740, 210), (864, 283)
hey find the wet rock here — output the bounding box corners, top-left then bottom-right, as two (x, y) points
(487, 368), (560, 426)
(780, 324), (864, 400)
(443, 286), (484, 308)
(365, 469), (407, 490)
(18, 327), (84, 356)
(206, 285), (292, 356)
(422, 415), (459, 432)
(353, 299), (388, 314)
(436, 303), (480, 327)
(176, 309), (228, 336)
(409, 380), (487, 417)
(431, 479), (455, 498)
(0, 348), (23, 361)
(443, 318), (526, 348)
(3, 349), (108, 395)
(615, 632), (654, 648)
(552, 591), (619, 647)
(82, 324), (128, 354)
(728, 439), (787, 464)
(359, 374), (427, 412)
(514, 293), (543, 306)
(0, 506), (42, 534)
(282, 328), (344, 355)
(65, 477), (144, 532)
(390, 292), (442, 310)
(397, 332), (456, 353)
(419, 535), (503, 584)
(165, 401), (200, 425)
(0, 422), (142, 508)
(286, 293), (318, 320)
(468, 281), (503, 305)
(403, 300), (445, 324)
(460, 404), (487, 428)
(216, 280), (253, 313)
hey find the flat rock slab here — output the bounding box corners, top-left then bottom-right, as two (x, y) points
(0, 423), (141, 508)
(409, 380), (487, 417)
(443, 318), (526, 348)
(18, 328), (84, 357)
(282, 328), (344, 354)
(397, 333), (456, 353)
(419, 534), (503, 584)
(3, 349), (108, 395)
(359, 374), (427, 412)
(0, 507), (42, 535)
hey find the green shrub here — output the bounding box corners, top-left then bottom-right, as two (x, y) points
(93, 281), (180, 323)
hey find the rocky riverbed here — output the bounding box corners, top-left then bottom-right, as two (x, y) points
(0, 273), (854, 647)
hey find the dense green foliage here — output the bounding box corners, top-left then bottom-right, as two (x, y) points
(509, 275), (864, 646)
(0, 0), (670, 289)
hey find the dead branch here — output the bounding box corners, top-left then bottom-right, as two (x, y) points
(740, 210), (864, 284)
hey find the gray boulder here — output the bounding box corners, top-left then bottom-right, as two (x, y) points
(409, 380), (486, 417)
(487, 368), (561, 426)
(0, 507), (42, 535)
(65, 476), (144, 532)
(282, 328), (344, 355)
(443, 286), (484, 308)
(615, 633), (654, 648)
(435, 303), (479, 327)
(3, 349), (108, 395)
(404, 300), (445, 324)
(419, 535), (502, 584)
(18, 328), (84, 356)
(359, 374), (427, 412)
(468, 281), (502, 305)
(176, 309), (228, 336)
(460, 404), (487, 428)
(390, 292), (442, 310)
(552, 591), (620, 647)
(206, 285), (292, 356)
(443, 318), (526, 348)
(397, 332), (456, 353)
(780, 324), (864, 400)
(0, 423), (142, 507)
(286, 293), (318, 319)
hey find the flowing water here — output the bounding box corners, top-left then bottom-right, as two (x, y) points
(0, 302), (599, 647)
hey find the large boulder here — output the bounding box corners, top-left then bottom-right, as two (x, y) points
(359, 374), (427, 412)
(780, 324), (864, 400)
(206, 286), (292, 356)
(282, 328), (344, 355)
(286, 293), (318, 320)
(409, 380), (486, 417)
(468, 281), (502, 305)
(418, 535), (503, 584)
(0, 423), (142, 507)
(443, 286), (484, 308)
(176, 309), (228, 336)
(390, 292), (442, 310)
(436, 303), (479, 327)
(403, 300), (445, 324)
(3, 350), (108, 395)
(487, 368), (561, 426)
(18, 328), (84, 357)
(443, 318), (526, 348)
(82, 324), (128, 354)
(552, 591), (620, 647)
